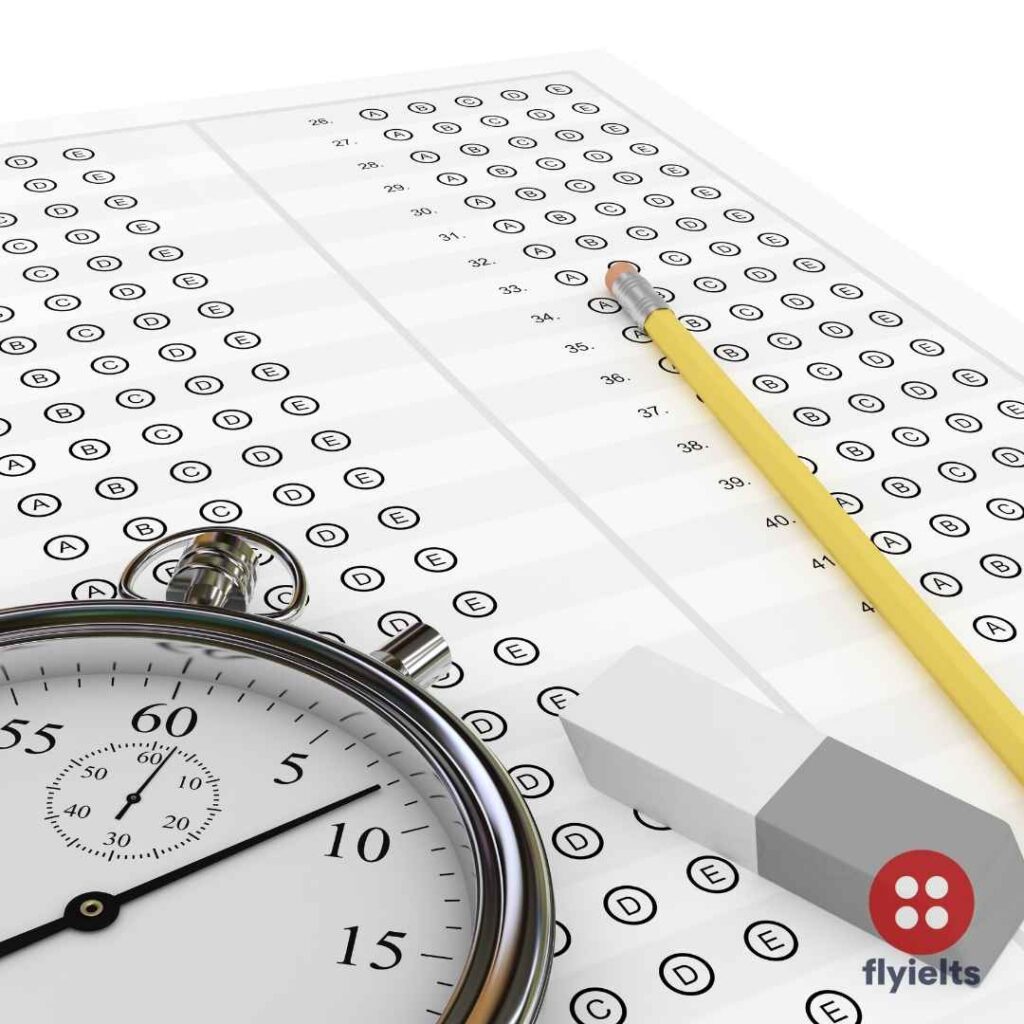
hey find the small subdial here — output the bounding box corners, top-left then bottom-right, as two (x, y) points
(45, 740), (220, 860)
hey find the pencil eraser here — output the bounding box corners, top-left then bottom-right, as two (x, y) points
(562, 647), (1024, 976)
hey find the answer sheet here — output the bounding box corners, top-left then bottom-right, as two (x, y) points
(2, 52), (1022, 1022)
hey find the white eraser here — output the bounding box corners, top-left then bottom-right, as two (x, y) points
(561, 647), (823, 869)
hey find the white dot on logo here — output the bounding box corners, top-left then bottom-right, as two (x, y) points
(925, 875), (948, 899)
(895, 906), (919, 930)
(894, 875), (918, 899)
(925, 906), (949, 930)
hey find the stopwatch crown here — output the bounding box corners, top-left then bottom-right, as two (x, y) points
(165, 531), (259, 614)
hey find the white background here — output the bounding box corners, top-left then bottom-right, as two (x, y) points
(2, 0), (1022, 330)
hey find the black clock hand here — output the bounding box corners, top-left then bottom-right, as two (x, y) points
(0, 782), (380, 961)
(115, 782), (380, 904)
(114, 745), (178, 821)
(0, 917), (70, 961)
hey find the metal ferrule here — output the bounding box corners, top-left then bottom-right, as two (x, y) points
(609, 269), (667, 325)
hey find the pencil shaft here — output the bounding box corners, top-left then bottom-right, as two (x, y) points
(643, 306), (1024, 784)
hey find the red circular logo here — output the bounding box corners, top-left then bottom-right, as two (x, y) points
(868, 849), (974, 954)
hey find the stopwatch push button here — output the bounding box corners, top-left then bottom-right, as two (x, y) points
(372, 623), (450, 687)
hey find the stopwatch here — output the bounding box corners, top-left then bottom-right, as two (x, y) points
(0, 528), (553, 1022)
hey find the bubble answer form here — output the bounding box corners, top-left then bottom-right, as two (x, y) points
(5, 50), (1024, 1021)
(563, 647), (1024, 976)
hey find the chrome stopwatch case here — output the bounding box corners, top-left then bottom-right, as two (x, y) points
(0, 528), (553, 1023)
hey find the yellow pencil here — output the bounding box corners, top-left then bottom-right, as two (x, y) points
(605, 261), (1024, 785)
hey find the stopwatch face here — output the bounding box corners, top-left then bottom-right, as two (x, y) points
(0, 622), (483, 1022)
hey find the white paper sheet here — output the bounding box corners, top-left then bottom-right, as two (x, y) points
(2, 52), (1022, 1022)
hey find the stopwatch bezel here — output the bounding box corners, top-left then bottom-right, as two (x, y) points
(0, 599), (553, 1024)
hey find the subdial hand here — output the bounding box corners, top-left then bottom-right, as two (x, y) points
(0, 782), (381, 961)
(114, 745), (178, 821)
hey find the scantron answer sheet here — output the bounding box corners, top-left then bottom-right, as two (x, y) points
(2, 52), (1023, 1022)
